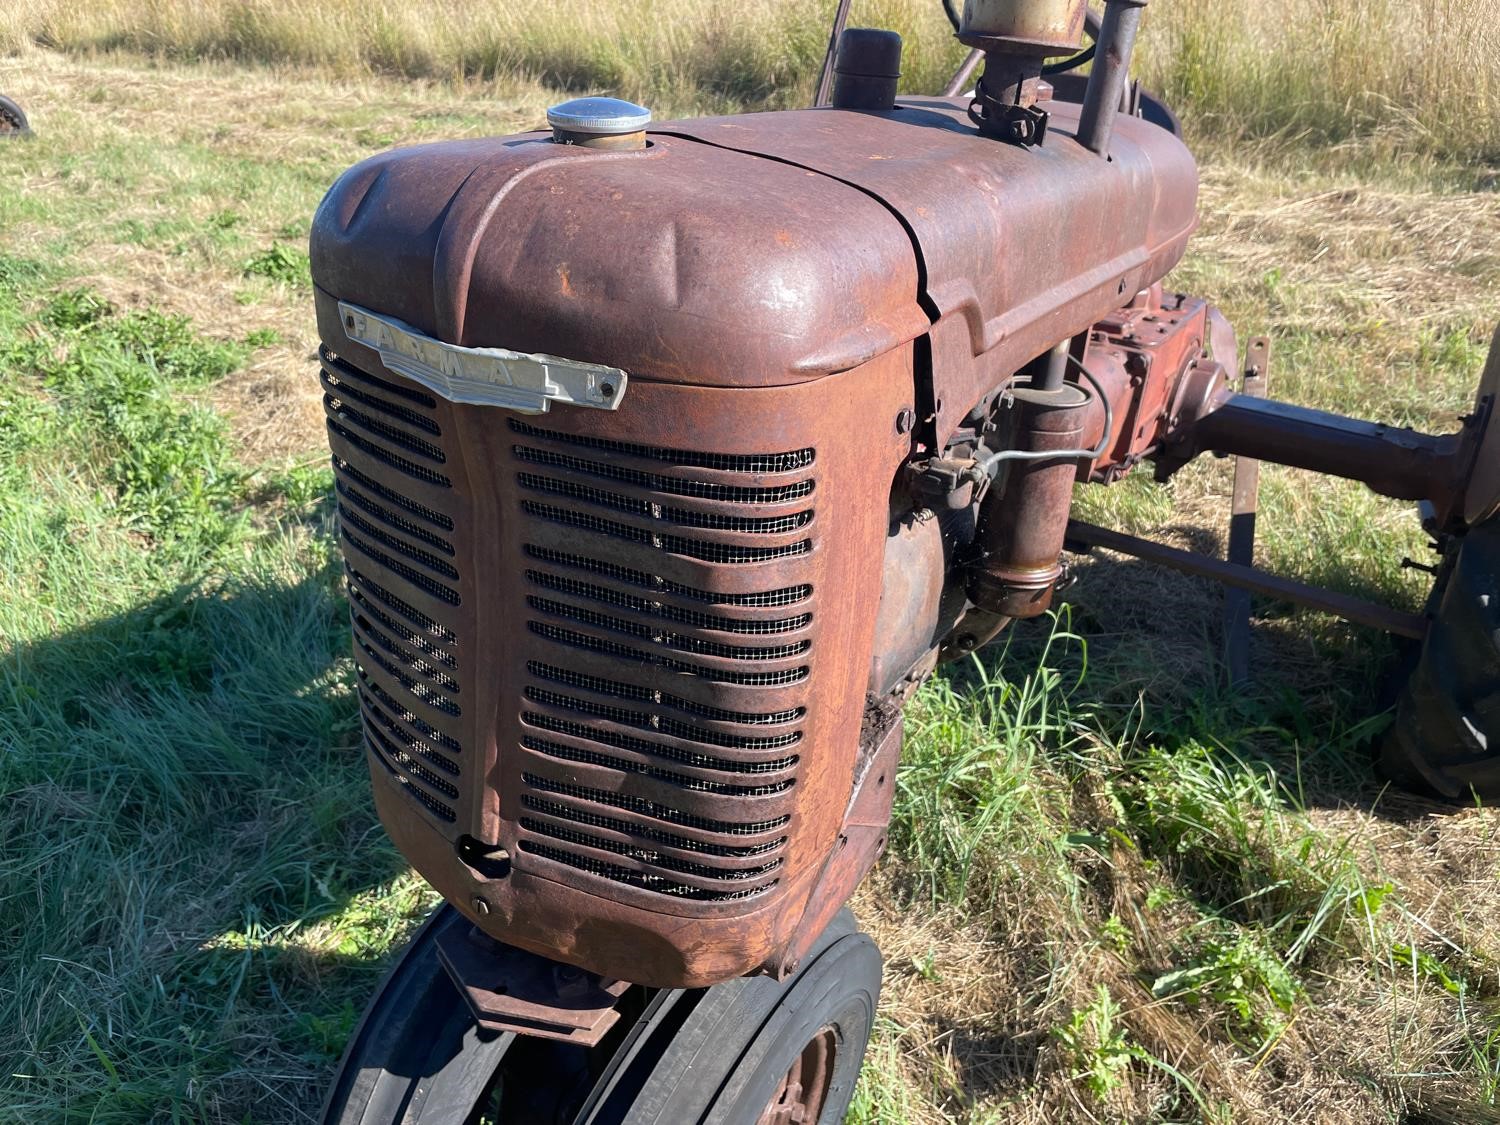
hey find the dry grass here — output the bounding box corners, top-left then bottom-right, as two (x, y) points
(7, 0), (1500, 160)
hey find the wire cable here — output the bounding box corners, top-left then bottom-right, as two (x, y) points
(1043, 43), (1097, 75)
(975, 354), (1115, 472)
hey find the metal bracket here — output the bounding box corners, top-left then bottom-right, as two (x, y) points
(338, 301), (628, 414)
(435, 923), (630, 1047)
(1224, 337), (1269, 686)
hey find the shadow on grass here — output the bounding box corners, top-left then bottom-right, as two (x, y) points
(0, 554), (426, 1122)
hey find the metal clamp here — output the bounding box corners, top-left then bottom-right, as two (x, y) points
(338, 301), (628, 414)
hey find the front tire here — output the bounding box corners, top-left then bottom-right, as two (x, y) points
(321, 907), (881, 1125)
(616, 916), (880, 1124)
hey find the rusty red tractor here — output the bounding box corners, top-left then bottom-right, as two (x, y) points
(310, 2), (1500, 1120)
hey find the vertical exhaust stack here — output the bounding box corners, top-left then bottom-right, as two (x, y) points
(957, 0), (1088, 145)
(1077, 0), (1150, 156)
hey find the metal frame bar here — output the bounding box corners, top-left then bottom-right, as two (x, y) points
(1066, 520), (1428, 640)
(1223, 336), (1269, 684)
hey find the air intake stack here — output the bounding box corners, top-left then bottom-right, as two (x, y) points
(957, 0), (1088, 144)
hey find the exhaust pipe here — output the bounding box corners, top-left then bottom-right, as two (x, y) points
(1076, 0), (1150, 156)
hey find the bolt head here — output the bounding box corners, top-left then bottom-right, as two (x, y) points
(472, 896), (490, 916)
(896, 409), (915, 435)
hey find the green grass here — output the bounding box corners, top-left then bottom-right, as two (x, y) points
(1, 27), (1499, 1125)
(0, 263), (438, 1120)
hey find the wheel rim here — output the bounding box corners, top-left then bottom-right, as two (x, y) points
(757, 1024), (838, 1125)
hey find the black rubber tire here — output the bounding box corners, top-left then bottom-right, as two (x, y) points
(321, 907), (880, 1125)
(614, 915), (880, 1125)
(1380, 519), (1500, 800)
(319, 907), (519, 1124)
(0, 95), (30, 137)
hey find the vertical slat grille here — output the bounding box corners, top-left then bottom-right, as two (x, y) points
(512, 419), (816, 904)
(325, 348), (465, 827)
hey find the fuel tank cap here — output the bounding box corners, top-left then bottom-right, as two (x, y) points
(547, 97), (652, 150)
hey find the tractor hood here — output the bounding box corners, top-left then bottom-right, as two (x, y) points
(311, 96), (1197, 389)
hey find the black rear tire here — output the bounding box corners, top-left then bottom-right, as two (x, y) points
(321, 907), (880, 1125)
(0, 95), (30, 137)
(1380, 520), (1500, 800)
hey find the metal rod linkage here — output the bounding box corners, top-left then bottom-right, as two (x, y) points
(943, 47), (986, 97)
(814, 0), (856, 108)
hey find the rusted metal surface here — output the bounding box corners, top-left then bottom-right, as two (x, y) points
(957, 0), (1087, 143)
(312, 51), (1202, 994)
(867, 512), (951, 696)
(1224, 337), (1269, 686)
(324, 295), (913, 985)
(765, 709), (901, 978)
(970, 383), (1091, 617)
(1188, 391), (1468, 509)
(956, 0), (1088, 53)
(758, 1027), (837, 1125)
(1462, 324), (1500, 526)
(1078, 290), (1227, 481)
(660, 97), (1200, 445)
(1066, 521), (1429, 639)
(435, 923), (629, 1045)
(312, 135), (927, 389)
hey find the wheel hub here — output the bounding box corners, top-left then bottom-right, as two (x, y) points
(758, 1025), (838, 1125)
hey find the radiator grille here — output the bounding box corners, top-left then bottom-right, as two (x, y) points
(525, 571), (811, 635)
(325, 349), (464, 828)
(523, 502), (812, 564)
(515, 423), (815, 904)
(523, 737), (796, 795)
(523, 546), (811, 607)
(521, 774), (792, 835)
(522, 718), (799, 777)
(527, 663), (804, 725)
(509, 419), (814, 474)
(326, 344), (821, 904)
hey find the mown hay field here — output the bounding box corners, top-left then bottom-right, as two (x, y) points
(3, 3), (1500, 1122)
(10, 0), (1500, 164)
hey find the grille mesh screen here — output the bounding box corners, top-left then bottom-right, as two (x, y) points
(514, 422), (816, 903)
(325, 349), (464, 828)
(524, 546), (810, 607)
(326, 349), (822, 907)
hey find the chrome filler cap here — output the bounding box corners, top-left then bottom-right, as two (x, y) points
(547, 97), (652, 142)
